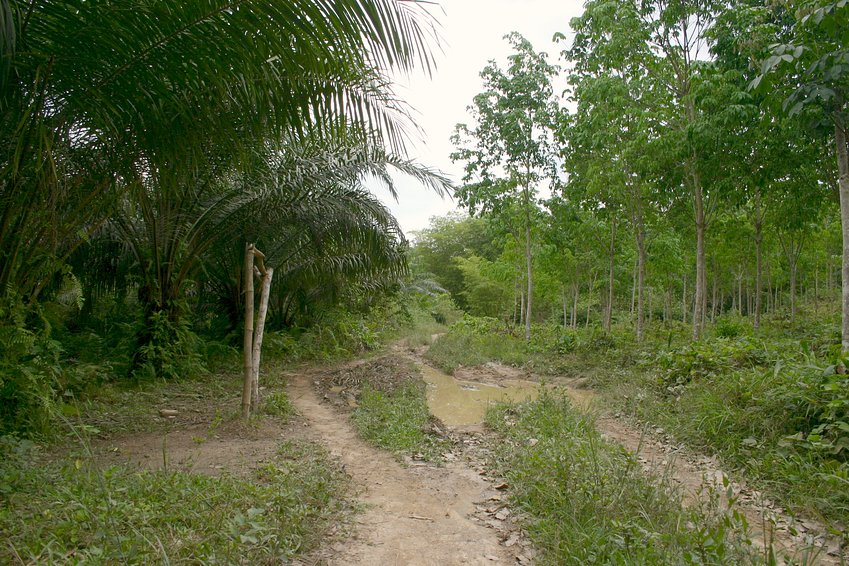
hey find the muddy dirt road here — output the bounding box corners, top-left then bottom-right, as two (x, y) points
(284, 348), (843, 566)
(287, 370), (517, 566)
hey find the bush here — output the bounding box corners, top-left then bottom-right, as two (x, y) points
(0, 299), (63, 437)
(262, 391), (296, 421)
(132, 310), (207, 381)
(656, 337), (772, 390)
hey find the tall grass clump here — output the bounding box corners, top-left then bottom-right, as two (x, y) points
(425, 316), (528, 373)
(485, 393), (762, 565)
(352, 381), (449, 462)
(627, 357), (849, 526)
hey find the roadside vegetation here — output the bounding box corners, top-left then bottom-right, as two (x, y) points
(486, 394), (763, 565)
(0, 436), (350, 564)
(3, 0), (849, 563)
(426, 310), (849, 533)
(353, 379), (450, 462)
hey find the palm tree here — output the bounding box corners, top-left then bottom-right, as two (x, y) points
(0, 0), (439, 308)
(83, 125), (450, 374)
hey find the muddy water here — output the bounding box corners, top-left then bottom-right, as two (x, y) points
(418, 364), (541, 426)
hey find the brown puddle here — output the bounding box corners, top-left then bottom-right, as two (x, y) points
(419, 364), (541, 426)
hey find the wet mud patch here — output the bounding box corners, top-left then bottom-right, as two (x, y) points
(454, 362), (532, 384)
(314, 354), (424, 408)
(421, 364), (541, 427)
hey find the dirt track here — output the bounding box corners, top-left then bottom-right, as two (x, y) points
(286, 369), (516, 566)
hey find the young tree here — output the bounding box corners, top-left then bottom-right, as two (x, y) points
(755, 0), (849, 350)
(451, 33), (559, 340)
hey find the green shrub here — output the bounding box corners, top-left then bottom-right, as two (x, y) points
(0, 298), (63, 437)
(262, 391), (296, 421)
(656, 337), (772, 390)
(713, 315), (750, 339)
(132, 310), (207, 381)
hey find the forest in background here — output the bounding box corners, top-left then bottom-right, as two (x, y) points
(409, 0), (849, 533)
(438, 0), (848, 346)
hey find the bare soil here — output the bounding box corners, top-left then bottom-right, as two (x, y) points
(286, 365), (527, 566)
(92, 417), (290, 477)
(87, 347), (846, 566)
(451, 360), (846, 565)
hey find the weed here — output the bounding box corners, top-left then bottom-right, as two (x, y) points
(0, 436), (351, 564)
(262, 391), (296, 421)
(352, 382), (450, 462)
(485, 393), (761, 565)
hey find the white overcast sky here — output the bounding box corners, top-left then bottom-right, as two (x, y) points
(372, 0), (585, 238)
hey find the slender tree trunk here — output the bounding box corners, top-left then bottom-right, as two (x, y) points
(631, 256), (637, 316)
(815, 267), (819, 314)
(766, 258), (773, 314)
(685, 97), (707, 340)
(828, 255), (833, 294)
(738, 273), (743, 316)
(604, 218), (617, 332)
(754, 191), (763, 332)
(691, 153), (707, 340)
(732, 281), (737, 314)
(241, 244), (255, 420)
(835, 118), (849, 352)
(524, 210), (533, 341)
(682, 276), (688, 324)
(648, 287), (653, 324)
(251, 267), (273, 413)
(519, 290), (525, 328)
(635, 207), (647, 342)
(711, 261), (718, 324)
(571, 264), (580, 328)
(513, 278), (519, 327)
(747, 276), (752, 317)
(790, 256), (798, 321)
(586, 273), (595, 328)
(562, 289), (568, 327)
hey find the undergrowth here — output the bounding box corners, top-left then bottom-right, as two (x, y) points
(0, 436), (351, 564)
(485, 393), (763, 565)
(352, 381), (450, 463)
(430, 312), (849, 529)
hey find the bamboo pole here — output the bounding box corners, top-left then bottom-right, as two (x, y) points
(251, 267), (273, 413)
(241, 243), (255, 419)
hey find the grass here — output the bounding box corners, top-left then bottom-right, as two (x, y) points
(352, 380), (450, 462)
(485, 393), (763, 565)
(0, 436), (351, 564)
(603, 364), (849, 528)
(431, 312), (849, 531)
